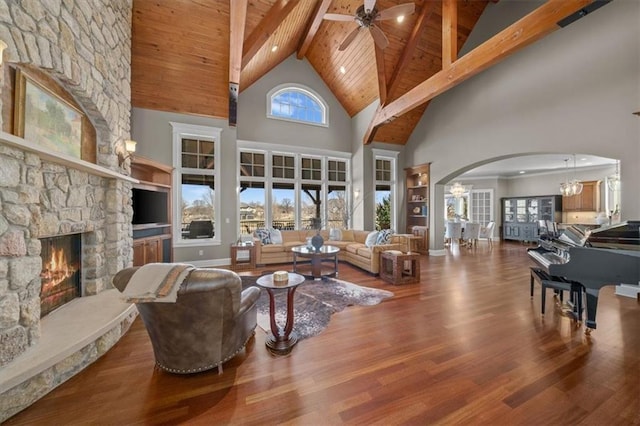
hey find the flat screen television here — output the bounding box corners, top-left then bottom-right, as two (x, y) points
(132, 187), (169, 225)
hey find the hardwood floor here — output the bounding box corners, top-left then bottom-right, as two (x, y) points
(6, 242), (640, 425)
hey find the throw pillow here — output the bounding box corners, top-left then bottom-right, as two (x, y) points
(329, 228), (342, 241)
(269, 228), (283, 244)
(364, 231), (379, 248)
(375, 229), (394, 245)
(254, 228), (271, 245)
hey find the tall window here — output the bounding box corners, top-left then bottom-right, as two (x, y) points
(237, 142), (350, 232)
(373, 150), (398, 231)
(267, 84), (328, 127)
(171, 123), (221, 245)
(327, 159), (348, 229)
(239, 151), (266, 234)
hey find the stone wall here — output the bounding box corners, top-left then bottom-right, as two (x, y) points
(0, 1), (133, 366)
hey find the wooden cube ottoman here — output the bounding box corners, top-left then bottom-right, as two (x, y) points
(379, 250), (420, 285)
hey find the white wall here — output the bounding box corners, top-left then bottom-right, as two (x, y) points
(403, 0), (640, 250)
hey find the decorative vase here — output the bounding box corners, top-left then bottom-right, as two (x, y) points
(311, 232), (324, 251)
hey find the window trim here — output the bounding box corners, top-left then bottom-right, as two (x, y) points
(266, 83), (329, 128)
(170, 122), (222, 247)
(372, 149), (399, 231)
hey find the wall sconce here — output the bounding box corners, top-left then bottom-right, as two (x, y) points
(353, 188), (360, 199)
(118, 139), (137, 166)
(0, 40), (7, 65)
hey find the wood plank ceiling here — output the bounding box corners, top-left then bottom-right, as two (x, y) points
(131, 0), (596, 145)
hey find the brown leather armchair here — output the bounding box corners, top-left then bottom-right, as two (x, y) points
(113, 267), (260, 374)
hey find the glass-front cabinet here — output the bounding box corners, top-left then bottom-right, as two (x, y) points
(502, 195), (562, 242)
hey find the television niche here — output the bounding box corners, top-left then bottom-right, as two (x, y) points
(132, 187), (169, 225)
(130, 156), (173, 266)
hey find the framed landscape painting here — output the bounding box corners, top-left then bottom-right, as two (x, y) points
(14, 69), (83, 159)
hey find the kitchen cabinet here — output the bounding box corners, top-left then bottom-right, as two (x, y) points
(562, 180), (600, 211)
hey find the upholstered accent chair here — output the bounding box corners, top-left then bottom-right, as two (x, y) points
(462, 222), (481, 247)
(113, 267), (260, 374)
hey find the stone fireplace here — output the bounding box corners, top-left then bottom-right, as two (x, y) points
(0, 0), (137, 421)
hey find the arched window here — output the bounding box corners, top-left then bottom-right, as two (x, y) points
(267, 84), (328, 127)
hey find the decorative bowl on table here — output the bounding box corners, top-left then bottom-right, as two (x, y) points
(273, 270), (289, 286)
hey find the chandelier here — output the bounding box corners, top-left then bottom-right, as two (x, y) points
(559, 156), (583, 197)
(607, 160), (621, 192)
(449, 182), (468, 198)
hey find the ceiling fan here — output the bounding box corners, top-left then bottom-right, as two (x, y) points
(324, 0), (415, 51)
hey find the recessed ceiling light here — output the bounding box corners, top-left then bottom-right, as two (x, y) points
(396, 15), (405, 23)
(271, 45), (278, 52)
(339, 66), (346, 74)
(519, 171), (525, 174)
(580, 157), (587, 161)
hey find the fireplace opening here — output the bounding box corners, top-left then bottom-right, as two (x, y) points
(40, 234), (82, 317)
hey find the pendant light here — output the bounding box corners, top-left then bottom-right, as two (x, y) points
(559, 155), (583, 196)
(607, 160), (621, 192)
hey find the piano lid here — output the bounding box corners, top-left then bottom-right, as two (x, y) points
(586, 220), (640, 250)
(558, 225), (589, 247)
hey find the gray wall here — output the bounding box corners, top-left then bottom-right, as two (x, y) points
(403, 0), (640, 250)
(131, 56), (356, 263)
(131, 0), (639, 260)
(237, 55), (352, 152)
(131, 108), (238, 264)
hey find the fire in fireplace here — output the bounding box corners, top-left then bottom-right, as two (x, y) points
(40, 234), (81, 317)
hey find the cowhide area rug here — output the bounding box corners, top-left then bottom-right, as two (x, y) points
(241, 276), (394, 341)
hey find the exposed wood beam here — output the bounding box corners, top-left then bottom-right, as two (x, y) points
(229, 0), (248, 126)
(242, 0), (300, 69)
(386, 1), (435, 101)
(375, 45), (387, 105)
(362, 105), (383, 145)
(365, 0), (594, 142)
(364, 2), (436, 144)
(442, 0), (457, 68)
(297, 0), (333, 59)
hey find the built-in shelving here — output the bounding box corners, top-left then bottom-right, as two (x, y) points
(405, 163), (430, 254)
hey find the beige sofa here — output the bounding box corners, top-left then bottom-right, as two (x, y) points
(253, 229), (404, 274)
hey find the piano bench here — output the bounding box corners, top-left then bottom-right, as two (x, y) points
(530, 268), (584, 321)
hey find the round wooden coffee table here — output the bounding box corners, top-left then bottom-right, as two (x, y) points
(291, 245), (340, 280)
(255, 272), (306, 355)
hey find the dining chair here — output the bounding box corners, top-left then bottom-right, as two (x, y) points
(462, 222), (481, 248)
(478, 221), (496, 247)
(444, 221), (462, 247)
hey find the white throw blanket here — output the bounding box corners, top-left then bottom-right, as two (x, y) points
(121, 263), (194, 303)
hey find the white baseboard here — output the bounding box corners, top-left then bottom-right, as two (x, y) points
(429, 249), (446, 256)
(615, 284), (640, 299)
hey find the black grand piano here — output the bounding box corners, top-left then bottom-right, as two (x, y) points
(528, 220), (640, 333)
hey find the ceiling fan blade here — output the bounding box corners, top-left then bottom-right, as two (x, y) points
(369, 25), (389, 50)
(377, 3), (416, 21)
(324, 13), (356, 22)
(339, 26), (361, 51)
(364, 0), (377, 13)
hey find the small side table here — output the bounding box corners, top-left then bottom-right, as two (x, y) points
(380, 251), (420, 285)
(230, 243), (256, 271)
(255, 272), (306, 355)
